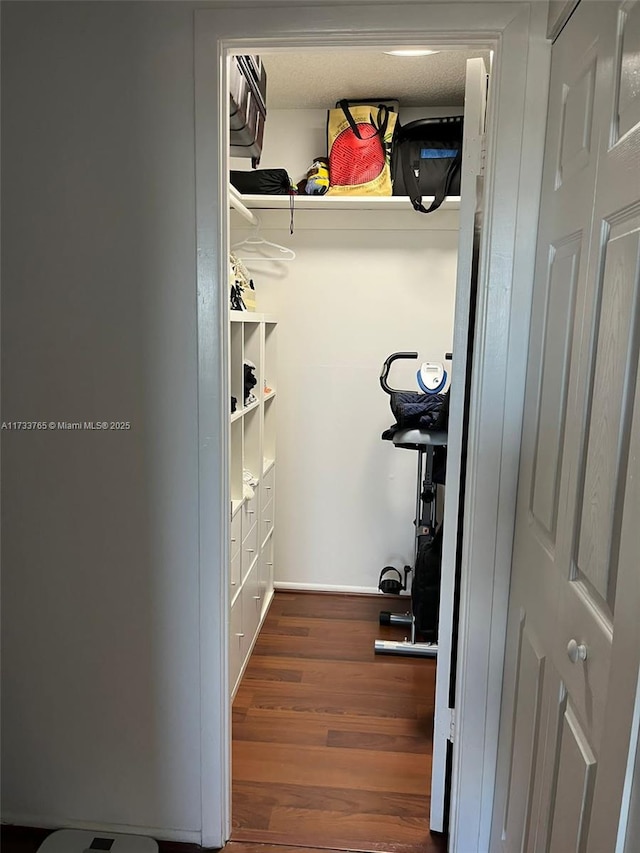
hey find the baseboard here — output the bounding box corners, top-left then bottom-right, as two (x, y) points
(0, 816), (202, 845)
(273, 581), (410, 597)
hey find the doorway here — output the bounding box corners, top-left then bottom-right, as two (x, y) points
(225, 44), (486, 851)
(194, 4), (549, 850)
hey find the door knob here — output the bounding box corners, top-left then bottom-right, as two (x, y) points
(567, 639), (588, 663)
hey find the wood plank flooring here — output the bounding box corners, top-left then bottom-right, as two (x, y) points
(232, 592), (447, 853)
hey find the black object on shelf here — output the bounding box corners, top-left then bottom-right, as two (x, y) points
(230, 168), (294, 195)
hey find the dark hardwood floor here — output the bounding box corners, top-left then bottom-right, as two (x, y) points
(232, 592), (447, 853)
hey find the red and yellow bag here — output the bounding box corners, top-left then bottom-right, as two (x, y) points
(327, 101), (397, 196)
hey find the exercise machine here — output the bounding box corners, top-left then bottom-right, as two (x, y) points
(375, 352), (448, 658)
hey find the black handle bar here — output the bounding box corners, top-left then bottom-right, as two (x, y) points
(379, 352), (418, 394)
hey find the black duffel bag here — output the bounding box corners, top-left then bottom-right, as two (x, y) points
(230, 168), (293, 195)
(392, 116), (463, 213)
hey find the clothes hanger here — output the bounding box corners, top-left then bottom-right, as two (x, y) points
(232, 226), (296, 263)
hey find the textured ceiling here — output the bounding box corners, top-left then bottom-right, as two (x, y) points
(263, 49), (491, 109)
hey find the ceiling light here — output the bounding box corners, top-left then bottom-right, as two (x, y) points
(384, 49), (440, 57)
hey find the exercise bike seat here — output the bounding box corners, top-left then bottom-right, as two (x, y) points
(391, 429), (448, 450)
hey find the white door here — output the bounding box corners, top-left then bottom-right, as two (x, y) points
(431, 55), (488, 833)
(492, 2), (640, 851)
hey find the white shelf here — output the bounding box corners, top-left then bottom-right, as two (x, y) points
(228, 311), (277, 701)
(230, 311), (261, 323)
(230, 398), (260, 423)
(235, 193), (461, 212)
(243, 399), (260, 416)
(230, 311), (278, 324)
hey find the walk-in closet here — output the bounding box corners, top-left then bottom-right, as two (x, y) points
(225, 47), (490, 851)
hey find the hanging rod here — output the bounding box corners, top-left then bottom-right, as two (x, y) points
(229, 184), (259, 226)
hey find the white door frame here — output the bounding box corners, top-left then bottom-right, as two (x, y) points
(194, 3), (550, 850)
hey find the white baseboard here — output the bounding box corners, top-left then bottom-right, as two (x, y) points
(0, 814), (201, 845)
(273, 581), (409, 596)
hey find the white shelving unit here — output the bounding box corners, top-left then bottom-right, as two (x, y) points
(231, 190), (461, 212)
(228, 311), (278, 697)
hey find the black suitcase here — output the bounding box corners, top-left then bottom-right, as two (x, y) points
(392, 116), (463, 213)
(230, 56), (267, 166)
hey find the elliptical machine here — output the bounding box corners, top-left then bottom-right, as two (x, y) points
(374, 352), (449, 658)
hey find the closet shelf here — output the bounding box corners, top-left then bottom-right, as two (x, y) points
(243, 399), (261, 416)
(264, 389), (276, 402)
(231, 396), (265, 422)
(263, 458), (275, 475)
(230, 311), (278, 324)
(231, 400), (260, 423)
(234, 193), (461, 212)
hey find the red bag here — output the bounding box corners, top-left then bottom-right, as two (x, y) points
(327, 101), (397, 195)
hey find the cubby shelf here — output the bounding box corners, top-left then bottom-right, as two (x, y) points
(243, 398), (261, 416)
(230, 311), (278, 323)
(228, 312), (278, 699)
(231, 398), (261, 422)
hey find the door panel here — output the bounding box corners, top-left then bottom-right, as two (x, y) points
(530, 235), (581, 543)
(492, 3), (640, 851)
(575, 217), (640, 611)
(547, 703), (597, 853)
(557, 51), (597, 187)
(617, 0), (640, 140)
(502, 617), (546, 853)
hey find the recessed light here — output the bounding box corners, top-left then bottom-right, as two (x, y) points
(384, 49), (440, 57)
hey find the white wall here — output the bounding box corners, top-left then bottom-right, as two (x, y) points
(233, 204), (459, 591)
(1, 1), (203, 838)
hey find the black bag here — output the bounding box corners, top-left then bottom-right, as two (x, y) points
(392, 116), (463, 213)
(412, 525), (443, 640)
(230, 169), (292, 195)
